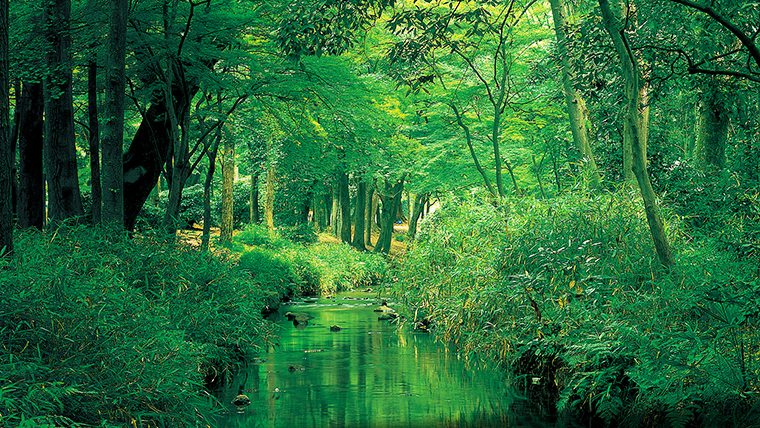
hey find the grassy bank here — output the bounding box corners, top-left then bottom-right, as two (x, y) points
(0, 224), (386, 427)
(393, 191), (760, 427)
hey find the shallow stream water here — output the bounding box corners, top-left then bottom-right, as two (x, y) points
(218, 291), (554, 428)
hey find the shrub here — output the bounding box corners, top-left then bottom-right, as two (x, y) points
(234, 223), (290, 249)
(393, 190), (760, 426)
(238, 248), (300, 309)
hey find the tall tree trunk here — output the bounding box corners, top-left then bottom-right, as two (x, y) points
(10, 80), (17, 217)
(0, 0), (11, 256)
(101, 0), (127, 230)
(339, 170), (351, 244)
(351, 180), (366, 251)
(394, 197), (406, 223)
(122, 80), (197, 231)
(265, 165), (274, 234)
(622, 81), (650, 184)
(220, 129), (234, 244)
(88, 60), (101, 225)
(313, 191), (327, 232)
(696, 78), (728, 171)
(599, 0), (674, 267)
(373, 177), (405, 254)
(451, 104), (497, 198)
(491, 71), (508, 198)
(364, 186), (373, 247)
(201, 134), (219, 252)
(161, 109), (191, 236)
(250, 171), (259, 224)
(44, 0), (84, 224)
(331, 178), (340, 238)
(408, 192), (425, 240)
(371, 191), (381, 229)
(16, 81), (45, 230)
(549, 0), (602, 189)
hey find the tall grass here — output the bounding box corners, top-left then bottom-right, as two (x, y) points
(0, 225), (275, 427)
(394, 190), (760, 427)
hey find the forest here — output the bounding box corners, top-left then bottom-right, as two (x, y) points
(0, 0), (758, 426)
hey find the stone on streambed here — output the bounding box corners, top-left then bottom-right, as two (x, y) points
(374, 299), (394, 313)
(232, 394), (251, 413)
(378, 312), (399, 321)
(285, 311), (314, 322)
(330, 325), (342, 332)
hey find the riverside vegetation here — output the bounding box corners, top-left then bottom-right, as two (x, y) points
(392, 188), (760, 427)
(0, 223), (386, 427)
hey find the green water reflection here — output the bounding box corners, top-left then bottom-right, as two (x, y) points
(220, 292), (546, 428)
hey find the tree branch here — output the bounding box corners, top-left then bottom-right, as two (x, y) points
(667, 0), (760, 70)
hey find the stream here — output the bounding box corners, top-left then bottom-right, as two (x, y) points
(218, 291), (555, 428)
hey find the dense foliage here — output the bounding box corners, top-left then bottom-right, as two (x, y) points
(0, 225), (387, 427)
(394, 192), (760, 426)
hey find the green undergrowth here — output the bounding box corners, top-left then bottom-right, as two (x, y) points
(393, 190), (760, 427)
(0, 222), (388, 428)
(234, 223), (386, 296)
(0, 225), (277, 428)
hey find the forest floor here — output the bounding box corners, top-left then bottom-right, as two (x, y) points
(176, 223), (409, 258)
(318, 224), (409, 258)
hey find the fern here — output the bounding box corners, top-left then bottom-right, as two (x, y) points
(596, 395), (623, 425)
(666, 402), (694, 428)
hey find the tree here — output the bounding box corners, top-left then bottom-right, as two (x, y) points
(386, 0), (552, 201)
(598, 0), (674, 267)
(351, 179), (367, 250)
(373, 175), (405, 254)
(338, 168), (351, 243)
(407, 192), (426, 239)
(201, 128), (220, 252)
(0, 0), (11, 256)
(87, 60), (101, 225)
(44, 0), (84, 224)
(101, 0), (127, 229)
(220, 127), (235, 245)
(666, 0), (760, 82)
(15, 81), (44, 230)
(548, 0), (602, 188)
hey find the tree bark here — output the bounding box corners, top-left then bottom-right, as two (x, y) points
(122, 76), (197, 231)
(373, 177), (404, 254)
(16, 81), (45, 230)
(220, 129), (234, 245)
(331, 178), (340, 238)
(371, 190), (380, 229)
(549, 0), (602, 189)
(265, 165), (274, 233)
(622, 81), (650, 184)
(201, 133), (219, 252)
(161, 110), (191, 236)
(364, 186), (373, 247)
(451, 104), (497, 198)
(44, 0), (84, 224)
(351, 180), (366, 251)
(599, 0), (674, 267)
(88, 60), (101, 225)
(0, 0), (11, 256)
(339, 169), (351, 244)
(408, 192), (425, 240)
(101, 0), (127, 230)
(250, 171), (260, 224)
